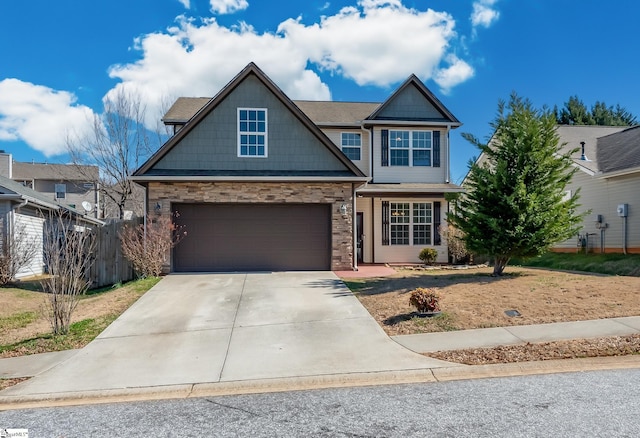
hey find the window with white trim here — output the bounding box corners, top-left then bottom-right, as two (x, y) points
(55, 183), (66, 199)
(341, 132), (361, 161)
(389, 202), (433, 245)
(389, 130), (432, 166)
(238, 108), (267, 157)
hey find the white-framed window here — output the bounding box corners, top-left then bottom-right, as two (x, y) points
(341, 132), (361, 161)
(412, 203), (432, 245)
(390, 202), (433, 245)
(55, 183), (66, 199)
(238, 108), (267, 157)
(389, 130), (432, 166)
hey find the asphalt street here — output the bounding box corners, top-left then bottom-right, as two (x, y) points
(1, 369), (639, 437)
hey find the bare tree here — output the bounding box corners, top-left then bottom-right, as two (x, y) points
(0, 215), (38, 285)
(42, 210), (97, 335)
(119, 212), (186, 278)
(438, 224), (469, 264)
(67, 88), (168, 219)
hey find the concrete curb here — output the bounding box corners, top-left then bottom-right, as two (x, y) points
(2, 355), (639, 411)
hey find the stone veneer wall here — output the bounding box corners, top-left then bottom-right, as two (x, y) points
(147, 181), (354, 271)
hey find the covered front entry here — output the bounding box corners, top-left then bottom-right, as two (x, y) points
(173, 203), (331, 272)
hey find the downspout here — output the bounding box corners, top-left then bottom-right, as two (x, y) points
(368, 126), (375, 181)
(445, 125), (451, 183)
(623, 216), (627, 255)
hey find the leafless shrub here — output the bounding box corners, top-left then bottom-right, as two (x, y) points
(119, 213), (186, 278)
(41, 210), (97, 335)
(439, 224), (469, 264)
(0, 217), (38, 285)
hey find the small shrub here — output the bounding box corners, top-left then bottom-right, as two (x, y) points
(409, 288), (440, 313)
(418, 248), (439, 265)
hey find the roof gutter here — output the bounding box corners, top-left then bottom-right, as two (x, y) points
(130, 175), (371, 183)
(362, 120), (462, 128)
(597, 165), (640, 179)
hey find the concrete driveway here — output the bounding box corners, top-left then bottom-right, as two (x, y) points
(2, 272), (454, 398)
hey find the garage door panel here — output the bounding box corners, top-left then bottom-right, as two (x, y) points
(173, 204), (331, 272)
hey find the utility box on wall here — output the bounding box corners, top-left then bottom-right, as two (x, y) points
(617, 204), (628, 217)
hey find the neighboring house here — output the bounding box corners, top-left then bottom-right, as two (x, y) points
(464, 125), (639, 254)
(553, 125), (640, 253)
(0, 151), (100, 218)
(0, 175), (103, 279)
(131, 63), (463, 272)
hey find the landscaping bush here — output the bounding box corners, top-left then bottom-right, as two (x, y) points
(409, 288), (440, 313)
(418, 248), (438, 265)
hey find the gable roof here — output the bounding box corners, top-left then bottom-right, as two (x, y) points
(596, 125), (640, 176)
(133, 63), (366, 180)
(366, 74), (461, 126)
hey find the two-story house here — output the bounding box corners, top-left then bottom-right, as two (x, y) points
(0, 151), (100, 218)
(131, 63), (462, 272)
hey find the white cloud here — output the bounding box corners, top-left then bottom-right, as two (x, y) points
(209, 0), (248, 14)
(0, 79), (95, 157)
(471, 0), (500, 29)
(177, 0), (190, 8)
(107, 1), (473, 125)
(433, 55), (475, 93)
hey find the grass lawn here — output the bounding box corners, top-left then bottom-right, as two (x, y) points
(0, 277), (160, 358)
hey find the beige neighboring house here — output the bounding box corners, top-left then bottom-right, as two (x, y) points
(132, 63), (463, 273)
(0, 151), (100, 218)
(553, 125), (640, 254)
(465, 125), (640, 254)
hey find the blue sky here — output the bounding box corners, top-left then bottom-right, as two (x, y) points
(1, 0), (639, 183)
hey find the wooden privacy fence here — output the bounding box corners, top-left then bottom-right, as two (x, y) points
(90, 218), (140, 288)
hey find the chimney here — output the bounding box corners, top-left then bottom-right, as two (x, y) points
(0, 151), (12, 178)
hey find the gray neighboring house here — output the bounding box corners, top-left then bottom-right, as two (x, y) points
(132, 62), (463, 272)
(0, 151), (100, 218)
(0, 175), (103, 279)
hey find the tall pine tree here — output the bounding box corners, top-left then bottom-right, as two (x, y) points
(452, 94), (583, 275)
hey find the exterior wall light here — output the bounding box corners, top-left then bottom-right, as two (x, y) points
(340, 204), (348, 215)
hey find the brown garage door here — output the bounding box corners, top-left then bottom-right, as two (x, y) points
(173, 203), (331, 272)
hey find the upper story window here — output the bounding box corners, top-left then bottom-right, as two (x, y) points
(389, 130), (432, 166)
(341, 132), (361, 161)
(238, 108), (267, 157)
(55, 183), (66, 199)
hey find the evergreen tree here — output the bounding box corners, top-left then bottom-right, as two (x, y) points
(453, 94), (583, 276)
(554, 95), (637, 126)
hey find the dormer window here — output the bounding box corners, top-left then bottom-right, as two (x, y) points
(238, 108), (267, 157)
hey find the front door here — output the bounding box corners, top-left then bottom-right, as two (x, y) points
(356, 212), (364, 264)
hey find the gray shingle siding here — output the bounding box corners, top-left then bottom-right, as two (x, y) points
(372, 85), (446, 121)
(152, 75), (351, 174)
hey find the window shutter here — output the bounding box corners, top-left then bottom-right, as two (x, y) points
(433, 201), (441, 246)
(381, 129), (389, 167)
(433, 131), (440, 167)
(382, 201), (390, 246)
